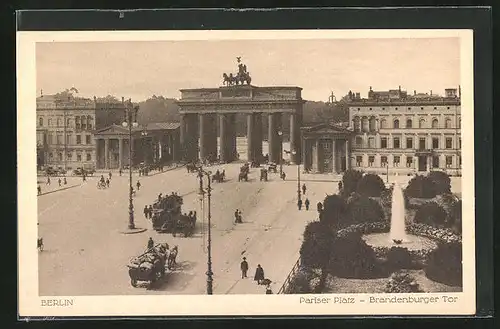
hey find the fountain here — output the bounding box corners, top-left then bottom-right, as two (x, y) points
(389, 181), (407, 243)
(361, 179), (437, 251)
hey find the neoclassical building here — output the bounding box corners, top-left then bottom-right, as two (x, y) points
(36, 93), (125, 170)
(347, 86), (462, 176)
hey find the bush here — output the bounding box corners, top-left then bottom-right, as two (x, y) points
(428, 171), (451, 195)
(329, 232), (381, 279)
(285, 268), (314, 294)
(384, 271), (423, 293)
(320, 194), (348, 228)
(341, 169), (364, 197)
(449, 200), (462, 233)
(356, 173), (386, 197)
(346, 196), (385, 225)
(300, 222), (335, 269)
(425, 241), (462, 287)
(414, 202), (447, 227)
(405, 175), (437, 199)
(386, 247), (414, 270)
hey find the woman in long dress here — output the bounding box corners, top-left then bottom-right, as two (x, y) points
(254, 264), (265, 284)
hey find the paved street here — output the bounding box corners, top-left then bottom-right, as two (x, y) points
(38, 163), (334, 296)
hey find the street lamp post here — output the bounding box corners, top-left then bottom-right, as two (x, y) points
(292, 150), (301, 201)
(141, 128), (148, 176)
(198, 166), (214, 295)
(120, 99), (146, 234)
(278, 131), (283, 176)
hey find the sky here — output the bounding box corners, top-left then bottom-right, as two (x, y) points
(36, 38), (460, 102)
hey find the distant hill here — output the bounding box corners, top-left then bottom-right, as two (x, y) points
(133, 96), (349, 137)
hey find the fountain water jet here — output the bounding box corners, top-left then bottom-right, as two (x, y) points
(389, 181), (407, 243)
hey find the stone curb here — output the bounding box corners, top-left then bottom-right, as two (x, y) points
(38, 184), (81, 196)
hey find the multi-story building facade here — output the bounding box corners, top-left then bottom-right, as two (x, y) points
(347, 86), (462, 176)
(36, 93), (125, 171)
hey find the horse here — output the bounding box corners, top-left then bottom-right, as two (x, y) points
(168, 246), (178, 269)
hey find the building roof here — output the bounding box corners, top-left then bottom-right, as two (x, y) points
(93, 122), (180, 136)
(144, 122), (181, 131)
(301, 122), (354, 135)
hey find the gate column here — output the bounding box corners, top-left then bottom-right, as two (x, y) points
(247, 113), (254, 162)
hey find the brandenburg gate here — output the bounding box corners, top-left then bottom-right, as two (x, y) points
(176, 59), (304, 164)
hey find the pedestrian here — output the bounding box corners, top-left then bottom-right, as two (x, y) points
(82, 174), (86, 182)
(158, 193), (162, 202)
(148, 205), (154, 219)
(240, 257), (248, 279)
(338, 181), (343, 192)
(63, 177), (67, 185)
(193, 210), (197, 221)
(109, 171), (112, 180)
(302, 183), (307, 195)
(144, 205), (148, 218)
(317, 201), (323, 213)
(254, 264), (265, 285)
(282, 172), (286, 180)
(119, 168), (122, 176)
(136, 180), (141, 191)
(46, 176), (51, 185)
(265, 283), (273, 294)
(305, 198), (310, 210)
(37, 185), (41, 195)
(147, 237), (154, 250)
(234, 209), (240, 223)
(297, 199), (303, 210)
(106, 178), (110, 188)
(58, 178), (61, 187)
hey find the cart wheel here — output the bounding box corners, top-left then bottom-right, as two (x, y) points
(131, 279), (137, 287)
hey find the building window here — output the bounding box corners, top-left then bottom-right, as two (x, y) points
(393, 119), (400, 129)
(432, 156), (439, 168)
(380, 119), (387, 129)
(362, 117), (369, 132)
(458, 118), (461, 128)
(86, 153), (92, 161)
(369, 117), (377, 132)
(459, 156), (462, 168)
(381, 156), (388, 167)
(355, 136), (363, 147)
(48, 119), (52, 126)
(432, 118), (439, 129)
(76, 135), (81, 145)
(322, 142), (331, 150)
(86, 135), (91, 144)
(67, 152), (72, 160)
(368, 137), (375, 148)
(381, 137), (387, 149)
(39, 117), (43, 126)
(81, 116), (87, 130)
(393, 156), (400, 167)
(66, 135), (71, 145)
(49, 152), (53, 159)
(432, 137), (439, 149)
(419, 118), (426, 128)
(57, 134), (63, 145)
(406, 156), (413, 168)
(57, 118), (62, 126)
(356, 156), (362, 166)
(58, 153), (63, 161)
(368, 156), (374, 167)
(419, 137), (426, 150)
(445, 118), (452, 128)
(406, 119), (412, 128)
(446, 156), (453, 168)
(77, 153), (82, 162)
(406, 137), (413, 149)
(446, 137), (453, 149)
(459, 138), (461, 149)
(87, 116), (93, 130)
(67, 118), (71, 127)
(393, 137), (400, 149)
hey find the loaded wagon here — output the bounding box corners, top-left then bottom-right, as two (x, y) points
(172, 214), (196, 237)
(127, 243), (169, 288)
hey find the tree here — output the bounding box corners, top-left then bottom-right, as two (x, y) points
(356, 173), (386, 197)
(95, 95), (120, 103)
(300, 221), (335, 269)
(346, 196), (385, 225)
(404, 174), (437, 199)
(428, 171), (451, 195)
(449, 199), (462, 233)
(414, 202), (447, 227)
(136, 95), (180, 124)
(341, 169), (364, 197)
(320, 194), (348, 228)
(425, 241), (462, 287)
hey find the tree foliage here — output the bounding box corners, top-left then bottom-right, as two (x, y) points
(404, 174), (438, 199)
(346, 196), (385, 225)
(300, 221), (335, 269)
(320, 194), (348, 228)
(414, 202), (447, 227)
(341, 169), (364, 197)
(428, 171), (452, 195)
(425, 241), (463, 287)
(449, 199), (462, 233)
(356, 173), (386, 197)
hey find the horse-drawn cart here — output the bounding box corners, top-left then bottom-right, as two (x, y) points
(127, 243), (169, 288)
(238, 163), (250, 182)
(260, 168), (268, 181)
(172, 214), (196, 237)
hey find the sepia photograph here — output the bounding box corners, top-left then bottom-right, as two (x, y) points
(17, 29), (475, 317)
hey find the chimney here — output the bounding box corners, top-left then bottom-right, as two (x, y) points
(398, 85), (401, 91)
(430, 90), (433, 96)
(414, 90), (416, 96)
(121, 96), (124, 103)
(458, 85), (461, 98)
(93, 96), (96, 102)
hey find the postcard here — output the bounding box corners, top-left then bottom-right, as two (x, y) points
(17, 29), (475, 317)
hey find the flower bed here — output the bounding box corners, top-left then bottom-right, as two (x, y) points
(407, 223), (462, 244)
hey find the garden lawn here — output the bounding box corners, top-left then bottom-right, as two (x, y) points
(324, 269), (461, 294)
